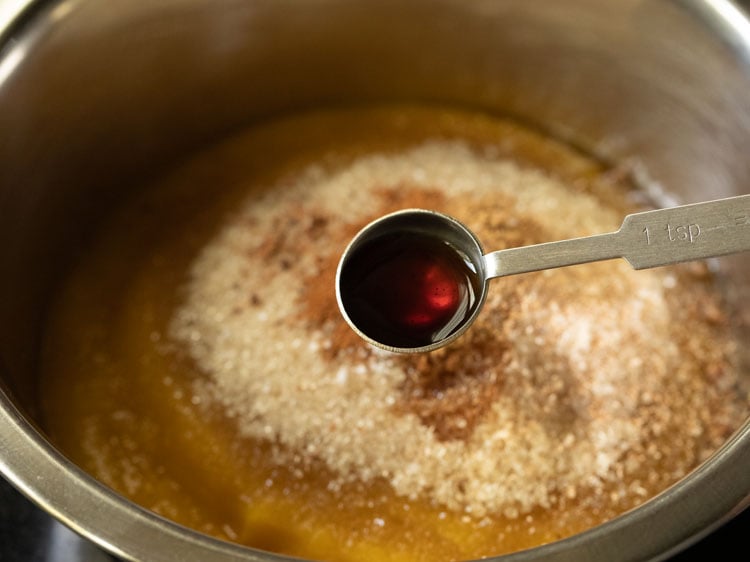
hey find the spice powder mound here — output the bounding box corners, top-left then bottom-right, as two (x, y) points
(170, 139), (745, 527)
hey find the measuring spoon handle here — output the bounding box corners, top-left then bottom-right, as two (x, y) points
(485, 194), (750, 279)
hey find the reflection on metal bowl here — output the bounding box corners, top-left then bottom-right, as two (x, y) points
(0, 1), (749, 561)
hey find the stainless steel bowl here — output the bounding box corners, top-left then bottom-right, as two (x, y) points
(0, 1), (749, 560)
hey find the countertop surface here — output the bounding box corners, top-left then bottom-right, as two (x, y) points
(1, 475), (747, 562)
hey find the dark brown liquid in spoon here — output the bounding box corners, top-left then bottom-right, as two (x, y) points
(338, 231), (481, 348)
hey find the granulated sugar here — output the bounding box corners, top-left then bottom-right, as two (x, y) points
(170, 140), (742, 519)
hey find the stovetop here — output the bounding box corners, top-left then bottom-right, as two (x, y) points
(0, 477), (113, 562)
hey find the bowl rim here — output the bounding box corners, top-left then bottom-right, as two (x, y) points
(2, 387), (749, 562)
(1, 0), (749, 560)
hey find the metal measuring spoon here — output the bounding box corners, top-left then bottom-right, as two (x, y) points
(336, 194), (750, 353)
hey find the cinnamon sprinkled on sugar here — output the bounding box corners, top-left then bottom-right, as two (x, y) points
(170, 142), (745, 518)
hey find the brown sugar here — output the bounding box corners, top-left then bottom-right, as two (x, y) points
(170, 139), (745, 519)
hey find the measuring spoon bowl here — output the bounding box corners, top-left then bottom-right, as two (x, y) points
(335, 209), (489, 353)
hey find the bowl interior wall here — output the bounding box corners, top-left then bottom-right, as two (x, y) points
(0, 0), (748, 450)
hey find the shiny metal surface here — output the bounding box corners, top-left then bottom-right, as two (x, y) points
(338, 196), (750, 352)
(487, 195), (750, 273)
(0, 0), (749, 561)
(336, 208), (489, 354)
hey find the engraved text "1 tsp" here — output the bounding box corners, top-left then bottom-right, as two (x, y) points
(642, 223), (701, 245)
